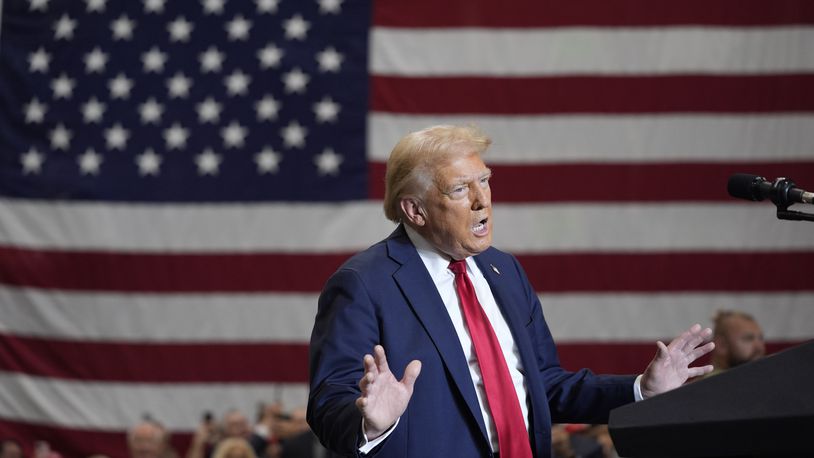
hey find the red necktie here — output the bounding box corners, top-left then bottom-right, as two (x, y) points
(449, 259), (532, 458)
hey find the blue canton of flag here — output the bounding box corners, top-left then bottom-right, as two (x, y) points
(0, 0), (370, 201)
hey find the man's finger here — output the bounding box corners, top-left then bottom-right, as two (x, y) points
(373, 345), (390, 373)
(363, 353), (378, 377)
(687, 364), (714, 378)
(401, 360), (422, 390)
(688, 341), (716, 362)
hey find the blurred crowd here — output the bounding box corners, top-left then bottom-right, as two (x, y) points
(0, 402), (324, 458)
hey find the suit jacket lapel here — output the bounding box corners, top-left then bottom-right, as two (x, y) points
(474, 250), (549, 450)
(386, 226), (490, 442)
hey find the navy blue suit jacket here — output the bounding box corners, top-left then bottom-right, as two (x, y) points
(307, 225), (635, 457)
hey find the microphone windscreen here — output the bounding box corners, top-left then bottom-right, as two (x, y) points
(727, 173), (762, 201)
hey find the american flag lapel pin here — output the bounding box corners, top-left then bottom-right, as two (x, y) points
(490, 264), (500, 275)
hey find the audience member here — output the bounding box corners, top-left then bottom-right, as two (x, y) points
(0, 440), (22, 458)
(709, 309), (766, 374)
(128, 420), (176, 458)
(211, 439), (256, 458)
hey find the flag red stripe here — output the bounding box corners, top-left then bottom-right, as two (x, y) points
(368, 162), (814, 202)
(0, 337), (803, 383)
(0, 334), (309, 383)
(0, 419), (193, 458)
(374, 0), (814, 27)
(1, 246), (812, 292)
(370, 75), (814, 114)
(516, 252), (814, 292)
(0, 247), (349, 292)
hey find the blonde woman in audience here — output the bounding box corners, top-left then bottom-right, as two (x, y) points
(211, 438), (257, 458)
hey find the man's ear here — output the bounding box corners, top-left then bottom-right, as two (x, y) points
(400, 197), (426, 226)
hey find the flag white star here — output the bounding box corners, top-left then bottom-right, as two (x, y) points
(199, 47), (224, 73)
(314, 96), (340, 123)
(111, 15), (135, 40)
(104, 123), (129, 150)
(315, 148), (343, 175)
(139, 97), (164, 124)
(28, 48), (51, 73)
(255, 95), (280, 121)
(282, 68), (309, 94)
(168, 17), (193, 42)
(29, 0), (50, 12)
(21, 148), (45, 174)
(257, 43), (283, 69)
(202, 0), (225, 14)
(226, 15), (251, 41)
(136, 148), (162, 176)
(143, 0), (165, 13)
(256, 0), (279, 13)
(54, 14), (77, 40)
(24, 98), (48, 124)
(142, 47), (168, 73)
(164, 123), (189, 149)
(254, 147), (281, 174)
(49, 123), (72, 150)
(318, 0), (343, 14)
(109, 74), (134, 99)
(280, 120), (307, 149)
(283, 15), (310, 40)
(51, 74), (75, 99)
(316, 47), (343, 72)
(82, 97), (106, 123)
(221, 121), (248, 148)
(78, 148), (103, 175)
(84, 47), (108, 73)
(167, 72), (193, 98)
(195, 148), (222, 175)
(196, 97), (222, 123)
(85, 0), (106, 12)
(225, 70), (251, 96)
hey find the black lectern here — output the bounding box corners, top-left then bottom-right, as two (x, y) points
(609, 340), (814, 457)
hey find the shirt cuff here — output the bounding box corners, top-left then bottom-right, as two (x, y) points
(359, 417), (399, 454)
(633, 374), (644, 402)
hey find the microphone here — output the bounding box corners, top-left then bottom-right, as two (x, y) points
(727, 173), (814, 206)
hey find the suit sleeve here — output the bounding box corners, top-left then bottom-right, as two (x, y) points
(510, 255), (636, 424)
(307, 268), (381, 455)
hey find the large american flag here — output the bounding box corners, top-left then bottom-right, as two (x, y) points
(1, 0), (812, 455)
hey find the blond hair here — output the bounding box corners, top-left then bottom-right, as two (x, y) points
(383, 125), (491, 222)
(211, 438), (257, 458)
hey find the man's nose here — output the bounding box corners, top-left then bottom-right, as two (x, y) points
(471, 184), (490, 209)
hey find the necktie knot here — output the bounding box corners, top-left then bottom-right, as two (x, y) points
(448, 259), (467, 276)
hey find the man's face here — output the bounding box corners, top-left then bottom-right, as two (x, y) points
(418, 153), (493, 260)
(0, 442), (22, 458)
(722, 317), (765, 368)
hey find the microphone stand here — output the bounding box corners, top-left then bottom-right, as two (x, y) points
(770, 177), (814, 222)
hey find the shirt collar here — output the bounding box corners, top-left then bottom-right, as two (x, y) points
(404, 224), (474, 279)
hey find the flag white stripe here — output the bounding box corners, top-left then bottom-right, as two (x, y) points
(368, 113), (814, 163)
(2, 285), (811, 342)
(371, 27), (814, 76)
(0, 371), (308, 431)
(541, 292), (814, 341)
(0, 286), (315, 342)
(1, 200), (811, 252)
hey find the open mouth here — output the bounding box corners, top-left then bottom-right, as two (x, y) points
(472, 218), (489, 235)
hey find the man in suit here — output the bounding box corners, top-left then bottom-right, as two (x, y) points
(307, 125), (714, 457)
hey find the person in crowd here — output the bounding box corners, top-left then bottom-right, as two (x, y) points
(128, 420), (176, 458)
(709, 309), (766, 375)
(307, 124), (715, 457)
(0, 439), (22, 458)
(211, 438), (257, 458)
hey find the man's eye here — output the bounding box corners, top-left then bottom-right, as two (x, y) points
(480, 176), (490, 186)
